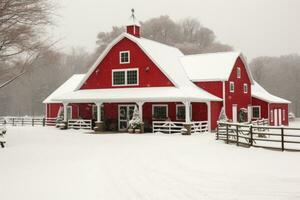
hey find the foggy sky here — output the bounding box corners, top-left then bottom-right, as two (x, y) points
(52, 0), (300, 60)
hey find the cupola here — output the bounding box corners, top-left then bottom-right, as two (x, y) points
(126, 9), (141, 38)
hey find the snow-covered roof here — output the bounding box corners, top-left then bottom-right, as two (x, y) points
(52, 86), (220, 103)
(180, 52), (254, 83)
(252, 81), (291, 104)
(73, 32), (221, 102)
(43, 74), (85, 104)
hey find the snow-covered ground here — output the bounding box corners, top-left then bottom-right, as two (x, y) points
(1, 120), (300, 200)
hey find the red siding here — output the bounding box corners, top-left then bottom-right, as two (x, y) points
(225, 57), (252, 121)
(269, 103), (289, 126)
(81, 38), (174, 89)
(211, 101), (223, 130)
(252, 97), (269, 119)
(127, 25), (140, 38)
(195, 81), (223, 98)
(46, 103), (61, 118)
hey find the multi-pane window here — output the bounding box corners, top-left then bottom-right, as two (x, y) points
(252, 106), (260, 119)
(244, 83), (248, 93)
(112, 69), (138, 86)
(153, 105), (168, 119)
(230, 82), (235, 93)
(127, 70), (138, 85)
(237, 67), (241, 78)
(176, 105), (185, 120)
(113, 71), (125, 85)
(120, 51), (130, 64)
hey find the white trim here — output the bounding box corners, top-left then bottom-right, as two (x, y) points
(152, 104), (168, 120)
(75, 33), (178, 90)
(237, 67), (241, 79)
(232, 104), (237, 122)
(283, 109), (286, 121)
(119, 51), (130, 64)
(243, 83), (248, 94)
(175, 104), (192, 121)
(112, 68), (139, 86)
(251, 106), (261, 119)
(222, 81), (226, 115)
(229, 81), (235, 93)
(270, 109), (274, 123)
(118, 104), (135, 131)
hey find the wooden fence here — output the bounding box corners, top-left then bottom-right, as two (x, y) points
(153, 121), (208, 134)
(217, 121), (300, 151)
(68, 119), (92, 130)
(0, 117), (46, 126)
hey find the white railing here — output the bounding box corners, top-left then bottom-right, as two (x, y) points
(191, 121), (208, 133)
(251, 118), (269, 126)
(45, 118), (57, 126)
(68, 119), (92, 130)
(152, 121), (209, 134)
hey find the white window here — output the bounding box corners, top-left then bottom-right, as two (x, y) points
(120, 51), (130, 64)
(229, 82), (235, 93)
(237, 67), (241, 78)
(252, 106), (261, 119)
(112, 68), (139, 86)
(152, 105), (168, 120)
(243, 83), (248, 93)
(176, 104), (192, 120)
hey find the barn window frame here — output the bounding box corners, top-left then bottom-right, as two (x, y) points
(112, 68), (139, 86)
(120, 51), (130, 64)
(243, 83), (248, 94)
(152, 104), (168, 120)
(237, 67), (241, 79)
(252, 106), (261, 119)
(229, 81), (235, 93)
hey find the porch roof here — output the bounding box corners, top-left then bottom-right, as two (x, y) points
(52, 86), (222, 103)
(252, 81), (291, 104)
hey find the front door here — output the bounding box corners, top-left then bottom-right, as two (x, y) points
(118, 105), (135, 131)
(274, 109), (278, 126)
(232, 105), (237, 122)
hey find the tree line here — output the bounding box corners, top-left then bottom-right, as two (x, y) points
(0, 2), (298, 117)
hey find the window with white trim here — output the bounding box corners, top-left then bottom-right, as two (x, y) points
(92, 105), (104, 121)
(237, 67), (241, 78)
(120, 51), (130, 64)
(230, 82), (235, 93)
(112, 69), (139, 86)
(252, 106), (260, 119)
(244, 83), (248, 93)
(176, 105), (185, 120)
(152, 105), (168, 120)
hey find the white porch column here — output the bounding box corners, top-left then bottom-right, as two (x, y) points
(206, 102), (211, 132)
(184, 101), (191, 123)
(247, 105), (252, 122)
(96, 102), (103, 122)
(137, 102), (144, 121)
(63, 102), (68, 122)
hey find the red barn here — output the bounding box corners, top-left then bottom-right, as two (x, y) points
(43, 17), (291, 132)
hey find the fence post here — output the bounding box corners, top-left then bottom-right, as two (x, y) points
(236, 125), (239, 146)
(250, 125), (253, 147)
(216, 122), (219, 140)
(281, 127), (284, 152)
(22, 118), (24, 126)
(32, 118), (34, 126)
(226, 124), (229, 144)
(43, 118), (46, 127)
(12, 118), (15, 126)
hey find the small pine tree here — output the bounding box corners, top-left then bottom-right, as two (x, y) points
(218, 107), (228, 122)
(129, 106), (142, 129)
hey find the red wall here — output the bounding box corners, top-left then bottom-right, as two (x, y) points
(225, 57), (252, 121)
(269, 103), (289, 126)
(252, 97), (269, 120)
(195, 81), (223, 98)
(127, 26), (140, 38)
(211, 101), (223, 130)
(81, 38), (174, 89)
(46, 103), (79, 119)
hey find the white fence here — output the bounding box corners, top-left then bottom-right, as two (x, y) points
(68, 119), (92, 130)
(152, 121), (209, 134)
(0, 117), (45, 126)
(45, 118), (57, 126)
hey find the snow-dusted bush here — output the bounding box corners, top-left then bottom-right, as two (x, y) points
(129, 106), (142, 129)
(218, 107), (228, 122)
(289, 112), (296, 120)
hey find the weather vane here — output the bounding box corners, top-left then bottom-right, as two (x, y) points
(131, 8), (135, 20)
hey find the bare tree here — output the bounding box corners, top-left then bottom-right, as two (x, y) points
(0, 0), (54, 62)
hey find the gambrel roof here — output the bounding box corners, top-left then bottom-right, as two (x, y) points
(180, 52), (254, 83)
(252, 81), (291, 104)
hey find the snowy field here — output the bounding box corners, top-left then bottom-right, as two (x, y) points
(1, 120), (300, 200)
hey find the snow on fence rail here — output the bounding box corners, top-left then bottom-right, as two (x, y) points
(217, 121), (300, 151)
(68, 119), (92, 130)
(152, 121), (208, 134)
(0, 117), (46, 126)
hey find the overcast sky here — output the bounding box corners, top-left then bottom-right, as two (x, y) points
(52, 0), (300, 60)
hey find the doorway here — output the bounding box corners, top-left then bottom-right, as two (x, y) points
(118, 105), (135, 131)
